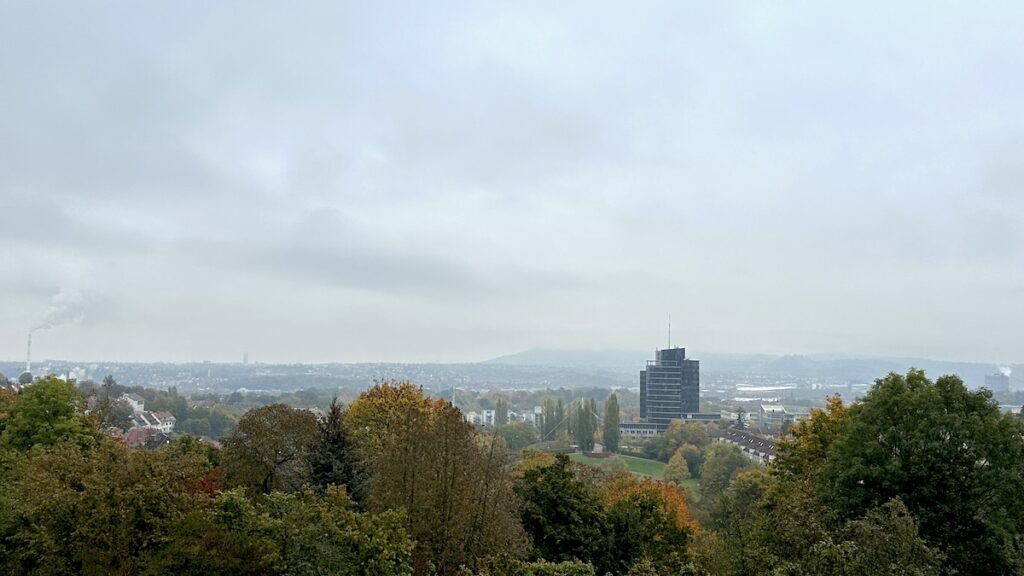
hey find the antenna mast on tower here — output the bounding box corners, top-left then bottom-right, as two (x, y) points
(668, 315), (672, 349)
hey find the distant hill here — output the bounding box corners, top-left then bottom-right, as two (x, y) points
(484, 348), (648, 372)
(4, 352), (1017, 393)
(484, 349), (1020, 388)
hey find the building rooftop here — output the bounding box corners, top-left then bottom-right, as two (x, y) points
(710, 428), (777, 457)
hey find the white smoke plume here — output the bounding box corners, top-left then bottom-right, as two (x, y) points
(32, 289), (86, 333)
(999, 366), (1012, 377)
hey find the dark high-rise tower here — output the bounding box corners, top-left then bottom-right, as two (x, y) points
(640, 347), (699, 430)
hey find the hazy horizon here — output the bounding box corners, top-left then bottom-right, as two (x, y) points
(3, 2), (1022, 364)
(3, 345), (1020, 370)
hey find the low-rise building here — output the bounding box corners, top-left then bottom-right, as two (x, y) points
(782, 405), (810, 422)
(709, 428), (776, 464)
(759, 404), (787, 427)
(129, 410), (176, 434)
(466, 406), (544, 428)
(621, 413), (719, 440)
(121, 393), (146, 413)
(757, 404), (810, 428)
(620, 422), (661, 439)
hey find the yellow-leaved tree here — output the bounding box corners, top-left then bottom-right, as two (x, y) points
(347, 381), (528, 575)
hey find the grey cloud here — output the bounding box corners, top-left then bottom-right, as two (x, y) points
(185, 237), (482, 298)
(0, 193), (158, 252)
(1, 2), (1023, 363)
(171, 207), (586, 301)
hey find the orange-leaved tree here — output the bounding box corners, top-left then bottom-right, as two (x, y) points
(601, 473), (698, 574)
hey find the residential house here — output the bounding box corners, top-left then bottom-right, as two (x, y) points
(121, 393), (146, 413)
(129, 410), (176, 434)
(123, 427), (172, 449)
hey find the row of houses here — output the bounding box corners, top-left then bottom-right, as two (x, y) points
(709, 428), (777, 464)
(115, 393), (178, 442)
(128, 410), (176, 434)
(85, 393), (180, 448)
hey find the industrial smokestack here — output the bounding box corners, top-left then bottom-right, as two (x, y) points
(26, 332), (32, 374)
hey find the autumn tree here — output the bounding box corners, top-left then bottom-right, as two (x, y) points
(663, 448), (690, 485)
(598, 455), (629, 474)
(150, 486), (414, 576)
(601, 475), (697, 575)
(0, 388), (16, 437)
(221, 403), (318, 495)
(642, 420), (708, 462)
(678, 443), (702, 477)
(494, 399), (509, 426)
(694, 370), (1013, 575)
(694, 468), (776, 574)
(265, 488), (413, 576)
(516, 454), (609, 570)
(807, 499), (943, 576)
(603, 394), (620, 453)
(101, 399), (134, 430)
(354, 383), (528, 575)
(496, 422), (540, 453)
(541, 398), (567, 441)
(699, 442), (754, 499)
(0, 375), (96, 452)
(820, 369), (1024, 576)
(343, 380), (432, 455)
(466, 557), (597, 576)
(541, 399), (556, 439)
(1, 437), (212, 574)
(514, 449), (557, 478)
(94, 374), (132, 430)
(694, 468), (942, 576)
(572, 399), (596, 452)
(773, 394), (848, 480)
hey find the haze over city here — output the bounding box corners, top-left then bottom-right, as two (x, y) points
(2, 2), (1022, 364)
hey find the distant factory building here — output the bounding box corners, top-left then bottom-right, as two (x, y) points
(985, 372), (1011, 394)
(757, 404), (811, 428)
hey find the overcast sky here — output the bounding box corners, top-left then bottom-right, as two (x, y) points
(1, 2), (1022, 364)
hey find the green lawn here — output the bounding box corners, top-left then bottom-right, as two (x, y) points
(568, 452), (665, 478)
(676, 478), (701, 501)
(568, 452), (702, 500)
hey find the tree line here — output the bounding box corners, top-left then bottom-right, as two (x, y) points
(3, 369), (1024, 575)
(693, 369), (1024, 575)
(0, 378), (694, 575)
